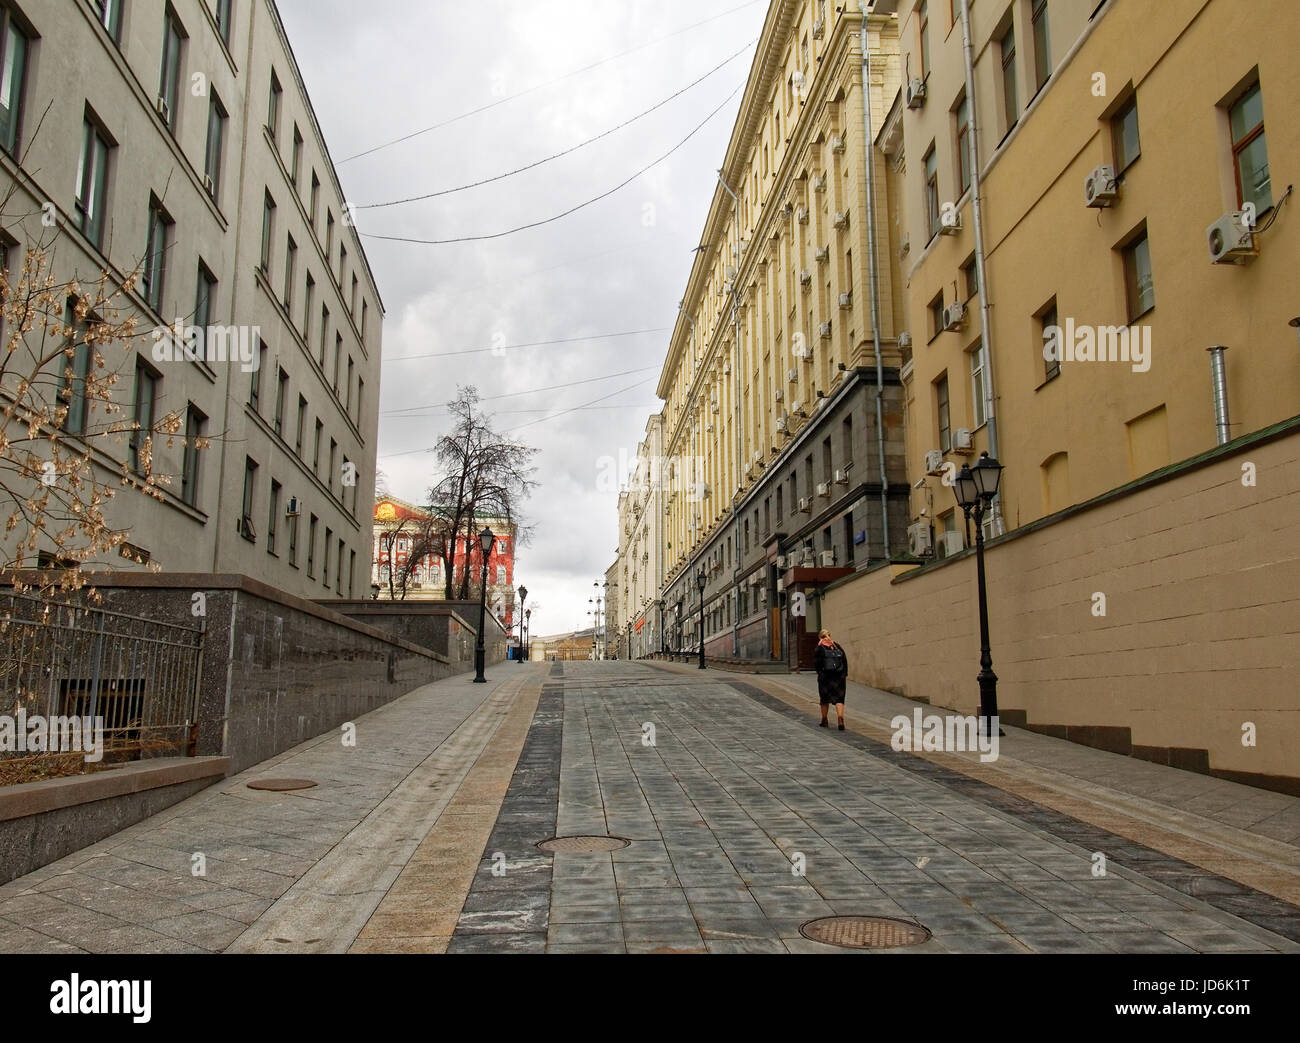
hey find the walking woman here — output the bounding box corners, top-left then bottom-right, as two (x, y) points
(813, 629), (849, 730)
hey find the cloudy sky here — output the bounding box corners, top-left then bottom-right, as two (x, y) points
(278, 0), (766, 637)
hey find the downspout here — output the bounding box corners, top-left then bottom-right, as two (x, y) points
(1207, 345), (1231, 445)
(959, 0), (1003, 531)
(717, 170), (744, 659)
(860, 5), (890, 560)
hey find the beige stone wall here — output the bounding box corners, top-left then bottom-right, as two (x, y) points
(823, 424), (1300, 783)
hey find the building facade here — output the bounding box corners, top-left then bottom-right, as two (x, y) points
(0, 0), (381, 598)
(647, 0), (908, 667)
(615, 414), (665, 659)
(875, 0), (1299, 545)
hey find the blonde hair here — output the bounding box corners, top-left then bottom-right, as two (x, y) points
(819, 630), (832, 640)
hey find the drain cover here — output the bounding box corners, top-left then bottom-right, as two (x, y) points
(247, 778), (318, 791)
(537, 835), (630, 854)
(799, 915), (931, 949)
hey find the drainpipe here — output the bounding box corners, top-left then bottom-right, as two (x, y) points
(860, 4), (890, 561)
(717, 170), (744, 658)
(1207, 345), (1231, 445)
(959, 0), (1004, 532)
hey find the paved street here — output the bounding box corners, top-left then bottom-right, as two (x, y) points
(2, 662), (1298, 954)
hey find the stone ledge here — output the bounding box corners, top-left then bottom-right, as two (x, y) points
(0, 756), (230, 822)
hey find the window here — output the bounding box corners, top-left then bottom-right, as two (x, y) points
(1031, 0), (1050, 92)
(999, 24), (1018, 131)
(283, 234), (296, 309)
(291, 124), (303, 187)
(313, 418), (322, 473)
(336, 538), (344, 593)
(241, 457), (258, 539)
(350, 273), (358, 314)
(248, 338), (264, 408)
(328, 438), (336, 492)
(919, 0), (930, 77)
(214, 0), (232, 46)
(326, 211), (335, 258)
(75, 118), (111, 248)
(841, 413), (853, 466)
(356, 377), (364, 426)
(295, 394), (307, 454)
(303, 272), (314, 338)
(319, 304), (329, 365)
(260, 191), (275, 272)
(204, 93), (226, 198)
(307, 514), (317, 576)
(955, 95), (971, 194)
(143, 196), (172, 313)
(1039, 298), (1060, 382)
(129, 360), (157, 474)
(928, 292), (945, 341)
(333, 333), (342, 391)
(273, 367), (288, 437)
(339, 244), (347, 287)
(309, 171), (320, 224)
(61, 310), (93, 437)
(195, 261), (216, 337)
(361, 299), (368, 340)
(968, 343), (986, 428)
(924, 144), (940, 237)
(267, 69), (281, 139)
(844, 512), (855, 564)
(158, 11), (183, 133)
(496, 565), (506, 585)
(961, 255), (979, 299)
(181, 403), (205, 507)
(936, 374), (951, 452)
(289, 511), (299, 567)
(268, 480), (280, 555)
(0, 8), (29, 154)
(1122, 229), (1154, 320)
(1229, 82), (1272, 215)
(1112, 94), (1140, 174)
(96, 0), (123, 40)
(346, 356), (354, 412)
(349, 550), (356, 596)
(323, 526), (332, 587)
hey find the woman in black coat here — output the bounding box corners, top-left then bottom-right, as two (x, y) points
(813, 629), (849, 730)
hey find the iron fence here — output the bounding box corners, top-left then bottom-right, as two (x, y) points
(0, 592), (205, 759)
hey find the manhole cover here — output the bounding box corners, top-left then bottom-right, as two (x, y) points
(537, 835), (630, 854)
(247, 778), (318, 791)
(799, 915), (931, 949)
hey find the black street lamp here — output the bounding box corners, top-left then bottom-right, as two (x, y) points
(951, 452), (1004, 735)
(516, 584), (528, 664)
(696, 569), (707, 670)
(473, 526), (495, 683)
(524, 607), (531, 662)
(675, 602), (682, 660)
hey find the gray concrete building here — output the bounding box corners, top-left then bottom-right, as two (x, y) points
(0, 0), (381, 599)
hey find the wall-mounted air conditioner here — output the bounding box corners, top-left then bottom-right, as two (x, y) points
(906, 78), (926, 109)
(787, 366), (799, 383)
(937, 530), (965, 558)
(815, 245), (830, 263)
(818, 321), (832, 338)
(898, 331), (912, 349)
(838, 292), (852, 309)
(1207, 211), (1257, 264)
(939, 210), (962, 235)
(952, 427), (974, 454)
(816, 482), (830, 498)
(834, 468), (849, 485)
(812, 174), (827, 193)
(1084, 165), (1118, 208)
(942, 301), (967, 332)
(800, 269), (812, 287)
(833, 210), (848, 228)
(797, 205), (810, 224)
(820, 551), (835, 566)
(830, 134), (845, 154)
(798, 497), (812, 513)
(907, 521), (932, 556)
(924, 449), (945, 475)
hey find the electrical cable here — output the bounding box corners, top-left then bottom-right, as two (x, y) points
(382, 326), (669, 362)
(381, 365), (661, 415)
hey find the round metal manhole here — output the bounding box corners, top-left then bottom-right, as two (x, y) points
(536, 835), (630, 854)
(799, 915), (931, 949)
(247, 778), (318, 791)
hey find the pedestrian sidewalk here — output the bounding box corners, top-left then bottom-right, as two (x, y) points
(654, 661), (1300, 908)
(0, 666), (541, 953)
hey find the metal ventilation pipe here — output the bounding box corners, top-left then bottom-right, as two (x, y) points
(1207, 345), (1231, 446)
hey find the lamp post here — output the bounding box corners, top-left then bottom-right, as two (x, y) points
(696, 569), (707, 670)
(473, 526), (495, 683)
(516, 585), (528, 664)
(675, 603), (682, 660)
(951, 452), (1004, 735)
(524, 607), (531, 662)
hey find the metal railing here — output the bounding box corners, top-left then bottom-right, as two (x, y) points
(0, 592), (205, 760)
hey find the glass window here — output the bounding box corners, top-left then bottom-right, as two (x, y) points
(1230, 82), (1271, 215)
(158, 12), (183, 133)
(182, 404), (205, 506)
(1000, 25), (1018, 130)
(969, 344), (986, 428)
(1112, 95), (1140, 174)
(919, 1), (930, 77)
(1123, 231), (1154, 320)
(295, 394), (307, 454)
(936, 374), (950, 452)
(0, 11), (30, 154)
(274, 367), (287, 436)
(1040, 300), (1060, 382)
(307, 515), (317, 576)
(283, 234), (296, 309)
(260, 191), (275, 271)
(76, 119), (111, 248)
(291, 124), (302, 186)
(955, 95), (971, 193)
(95, 0), (123, 41)
(1032, 0), (1050, 92)
(195, 261), (215, 335)
(924, 144), (940, 236)
(204, 93), (226, 198)
(143, 197), (172, 313)
(268, 480), (280, 555)
(267, 69), (282, 138)
(241, 457), (257, 536)
(215, 0), (233, 46)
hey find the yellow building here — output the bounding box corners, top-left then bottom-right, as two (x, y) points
(654, 0), (908, 666)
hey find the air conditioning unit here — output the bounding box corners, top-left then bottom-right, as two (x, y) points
(815, 245), (830, 263)
(838, 292), (852, 309)
(202, 173), (216, 197)
(723, 361), (731, 374)
(820, 551), (836, 567)
(952, 427), (975, 454)
(776, 555), (789, 569)
(711, 403), (719, 414)
(285, 496), (301, 517)
(155, 95), (170, 122)
(796, 206), (810, 224)
(774, 389), (784, 402)
(775, 416), (788, 433)
(812, 17), (824, 39)
(830, 134), (845, 154)
(800, 269), (812, 288)
(908, 521), (933, 557)
(798, 497), (812, 513)
(787, 367), (799, 383)
(898, 331), (912, 349)
(943, 301), (967, 332)
(906, 77), (926, 109)
(939, 210), (962, 235)
(813, 174), (827, 193)
(925, 449), (945, 475)
(705, 422), (713, 432)
(791, 400), (806, 417)
(834, 468), (849, 485)
(937, 530), (965, 558)
(818, 321), (832, 338)
(816, 482), (830, 498)
(739, 238), (748, 254)
(743, 462), (753, 478)
(833, 210), (848, 228)
(754, 449), (764, 465)
(1084, 165), (1118, 208)
(1207, 211), (1257, 264)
